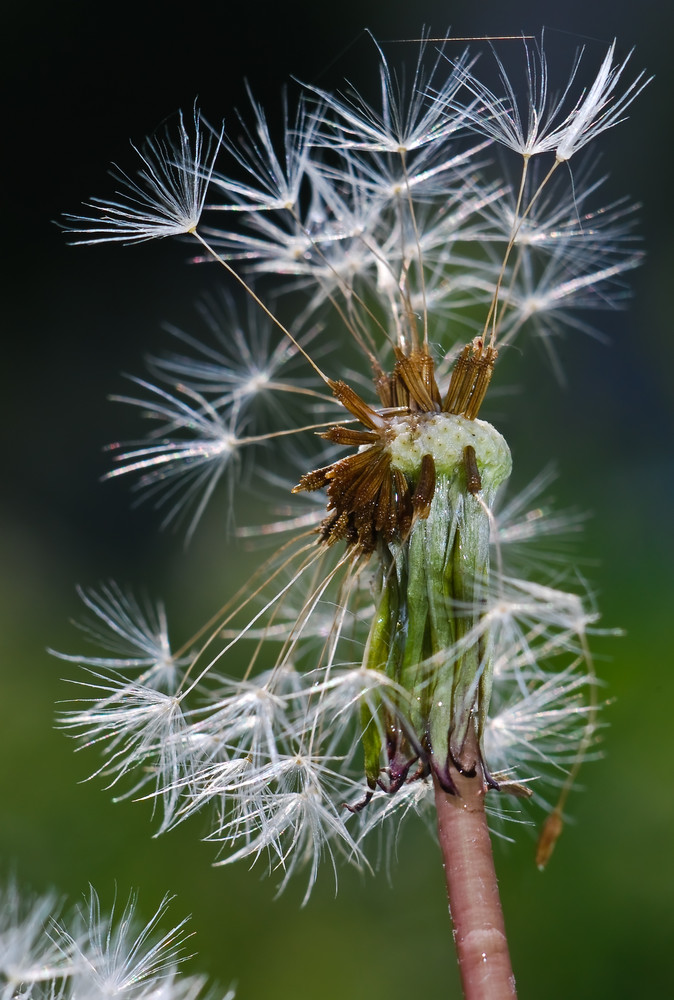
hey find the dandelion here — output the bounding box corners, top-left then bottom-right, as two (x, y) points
(60, 33), (648, 1000)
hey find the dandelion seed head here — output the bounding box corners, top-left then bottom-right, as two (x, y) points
(60, 31), (646, 892)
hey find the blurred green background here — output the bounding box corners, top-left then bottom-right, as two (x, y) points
(2, 1), (672, 998)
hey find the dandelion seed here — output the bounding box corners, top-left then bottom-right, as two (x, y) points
(184, 670), (298, 767)
(50, 582), (188, 691)
(445, 36), (650, 161)
(211, 754), (366, 904)
(305, 32), (475, 153)
(104, 378), (242, 539)
(0, 885), (234, 1000)
(485, 666), (599, 790)
(553, 41), (651, 162)
(0, 884), (71, 995)
(58, 891), (192, 997)
(209, 90), (321, 213)
(65, 109), (221, 244)
(59, 670), (190, 825)
(148, 291), (324, 428)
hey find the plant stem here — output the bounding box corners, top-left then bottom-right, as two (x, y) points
(433, 765), (517, 1000)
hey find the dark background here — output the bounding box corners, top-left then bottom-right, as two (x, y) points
(2, 2), (673, 998)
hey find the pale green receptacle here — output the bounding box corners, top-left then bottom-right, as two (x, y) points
(362, 413), (512, 788)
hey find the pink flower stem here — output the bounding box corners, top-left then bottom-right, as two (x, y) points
(433, 764), (517, 1000)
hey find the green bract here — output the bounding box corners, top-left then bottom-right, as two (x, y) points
(363, 414), (512, 794)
